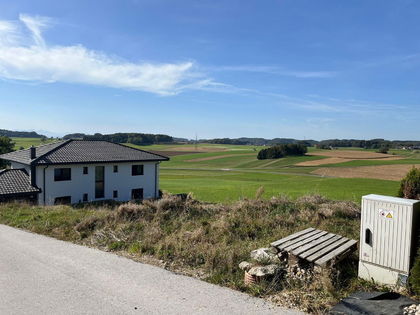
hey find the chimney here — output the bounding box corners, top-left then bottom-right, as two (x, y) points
(30, 146), (36, 159)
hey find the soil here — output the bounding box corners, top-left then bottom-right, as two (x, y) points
(309, 150), (401, 159)
(296, 150), (402, 166)
(311, 164), (420, 181)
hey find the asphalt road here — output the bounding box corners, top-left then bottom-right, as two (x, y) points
(0, 224), (302, 315)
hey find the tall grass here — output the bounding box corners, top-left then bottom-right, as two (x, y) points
(0, 194), (386, 313)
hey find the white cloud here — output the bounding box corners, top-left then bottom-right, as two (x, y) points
(0, 14), (207, 95)
(208, 65), (336, 78)
(19, 14), (50, 48)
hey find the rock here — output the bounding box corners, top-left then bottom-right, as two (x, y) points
(250, 248), (280, 264)
(248, 264), (279, 277)
(239, 261), (252, 271)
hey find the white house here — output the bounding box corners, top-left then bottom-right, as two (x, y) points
(0, 140), (169, 205)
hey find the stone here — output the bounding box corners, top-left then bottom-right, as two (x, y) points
(238, 261), (252, 271)
(248, 264), (279, 277)
(250, 248), (280, 264)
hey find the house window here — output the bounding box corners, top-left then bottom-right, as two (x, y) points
(113, 190), (118, 198)
(95, 166), (105, 199)
(54, 168), (71, 181)
(131, 188), (143, 200)
(132, 165), (144, 176)
(113, 165), (118, 173)
(83, 167), (88, 175)
(83, 193), (88, 202)
(54, 196), (71, 205)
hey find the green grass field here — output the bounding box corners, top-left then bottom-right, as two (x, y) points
(11, 139), (412, 203)
(12, 137), (56, 150)
(128, 143), (408, 203)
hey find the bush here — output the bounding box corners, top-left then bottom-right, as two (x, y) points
(257, 144), (307, 160)
(398, 167), (420, 200)
(377, 146), (389, 154)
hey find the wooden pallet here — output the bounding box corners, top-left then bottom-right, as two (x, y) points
(270, 228), (357, 267)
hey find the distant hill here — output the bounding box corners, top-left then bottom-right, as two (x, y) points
(201, 137), (318, 146)
(0, 129), (46, 138)
(63, 132), (174, 145)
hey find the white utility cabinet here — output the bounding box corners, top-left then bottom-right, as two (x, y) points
(358, 194), (419, 286)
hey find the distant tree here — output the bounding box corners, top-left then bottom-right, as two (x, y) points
(398, 167), (420, 200)
(377, 145), (389, 154)
(257, 144), (307, 160)
(0, 136), (14, 168)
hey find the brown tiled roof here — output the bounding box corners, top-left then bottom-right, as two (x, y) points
(0, 140), (169, 165)
(0, 169), (40, 196)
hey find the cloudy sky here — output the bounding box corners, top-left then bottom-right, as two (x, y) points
(0, 0), (419, 140)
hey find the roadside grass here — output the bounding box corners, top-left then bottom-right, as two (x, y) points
(160, 169), (399, 203)
(0, 194), (382, 313)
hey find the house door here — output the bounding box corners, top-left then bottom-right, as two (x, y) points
(131, 188), (143, 200)
(95, 166), (105, 198)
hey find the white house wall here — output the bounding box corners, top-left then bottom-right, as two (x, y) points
(36, 162), (159, 206)
(10, 162), (31, 175)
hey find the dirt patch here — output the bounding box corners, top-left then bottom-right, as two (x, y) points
(296, 150), (403, 166)
(185, 153), (255, 162)
(309, 150), (401, 159)
(297, 158), (353, 166)
(312, 164), (420, 181)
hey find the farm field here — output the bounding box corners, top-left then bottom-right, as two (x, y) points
(130, 143), (416, 203)
(11, 139), (417, 203)
(11, 137), (56, 150)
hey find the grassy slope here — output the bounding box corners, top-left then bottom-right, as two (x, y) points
(160, 169), (399, 203)
(126, 143), (409, 203)
(10, 139), (410, 203)
(12, 137), (56, 149)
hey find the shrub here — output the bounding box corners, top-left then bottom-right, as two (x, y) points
(376, 146), (389, 154)
(398, 167), (420, 200)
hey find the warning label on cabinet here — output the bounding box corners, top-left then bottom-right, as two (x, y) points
(379, 209), (394, 219)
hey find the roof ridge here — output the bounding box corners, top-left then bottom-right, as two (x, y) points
(111, 141), (170, 160)
(31, 139), (72, 165)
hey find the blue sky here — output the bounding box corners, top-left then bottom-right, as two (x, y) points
(0, 0), (418, 140)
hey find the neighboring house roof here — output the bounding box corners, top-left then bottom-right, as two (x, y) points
(0, 169), (41, 196)
(0, 140), (169, 166)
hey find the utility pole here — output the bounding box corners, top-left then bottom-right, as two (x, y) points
(195, 133), (198, 151)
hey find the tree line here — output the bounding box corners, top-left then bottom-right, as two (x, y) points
(0, 137), (14, 168)
(63, 133), (174, 145)
(257, 144), (307, 160)
(0, 129), (45, 138)
(317, 139), (420, 149)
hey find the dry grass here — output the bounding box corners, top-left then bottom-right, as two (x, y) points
(312, 164), (420, 181)
(296, 157), (354, 166)
(0, 194), (388, 313)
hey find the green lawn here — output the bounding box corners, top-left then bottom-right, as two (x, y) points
(12, 137), (56, 149)
(160, 169), (399, 203)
